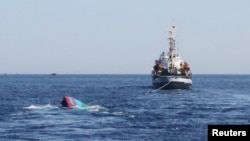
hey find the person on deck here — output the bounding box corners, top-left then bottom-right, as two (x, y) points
(153, 60), (163, 75)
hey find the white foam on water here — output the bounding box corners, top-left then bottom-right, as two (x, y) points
(72, 105), (89, 110)
(23, 104), (59, 110)
(86, 105), (109, 112)
(112, 112), (123, 116)
(129, 115), (135, 118)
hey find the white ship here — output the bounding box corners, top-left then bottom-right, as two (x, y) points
(151, 25), (192, 89)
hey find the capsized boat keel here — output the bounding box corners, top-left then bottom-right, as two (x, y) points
(61, 96), (87, 108)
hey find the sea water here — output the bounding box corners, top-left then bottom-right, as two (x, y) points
(0, 74), (249, 141)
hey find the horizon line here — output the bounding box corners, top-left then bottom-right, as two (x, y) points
(1, 73), (250, 75)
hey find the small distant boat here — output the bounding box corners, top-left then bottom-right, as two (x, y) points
(151, 25), (192, 89)
(51, 73), (57, 76)
(61, 96), (87, 108)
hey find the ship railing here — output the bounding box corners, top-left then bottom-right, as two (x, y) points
(152, 70), (192, 79)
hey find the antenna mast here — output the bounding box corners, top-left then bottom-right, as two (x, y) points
(168, 25), (176, 72)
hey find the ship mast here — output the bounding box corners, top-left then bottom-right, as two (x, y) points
(168, 25), (176, 73)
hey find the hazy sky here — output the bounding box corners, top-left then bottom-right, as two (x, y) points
(0, 0), (249, 74)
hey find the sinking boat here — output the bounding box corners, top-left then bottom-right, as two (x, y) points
(61, 96), (87, 108)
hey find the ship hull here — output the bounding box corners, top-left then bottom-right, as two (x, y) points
(152, 75), (192, 89)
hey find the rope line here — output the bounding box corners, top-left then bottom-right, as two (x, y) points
(151, 81), (171, 93)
